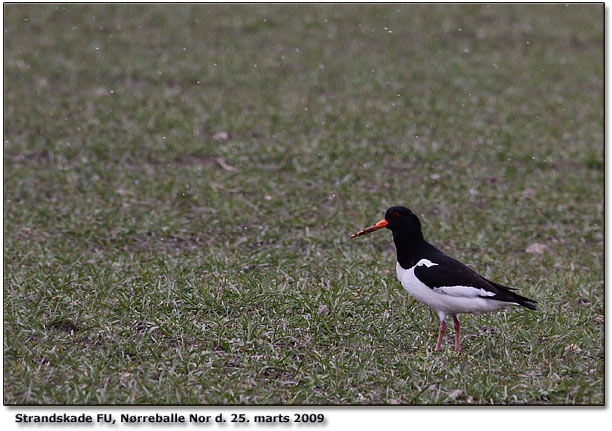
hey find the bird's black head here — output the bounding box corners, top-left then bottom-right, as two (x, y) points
(351, 205), (423, 239)
(383, 206), (422, 234)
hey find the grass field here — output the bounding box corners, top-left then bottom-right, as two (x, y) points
(3, 4), (603, 405)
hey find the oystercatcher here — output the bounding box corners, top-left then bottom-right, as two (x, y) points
(351, 206), (536, 352)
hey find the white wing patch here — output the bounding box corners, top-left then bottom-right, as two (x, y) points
(415, 259), (438, 268)
(433, 285), (497, 298)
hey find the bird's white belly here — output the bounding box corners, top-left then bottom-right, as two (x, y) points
(396, 261), (510, 316)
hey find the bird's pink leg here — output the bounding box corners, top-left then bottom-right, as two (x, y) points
(453, 316), (461, 353)
(435, 320), (446, 351)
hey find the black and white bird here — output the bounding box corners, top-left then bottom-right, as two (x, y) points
(351, 206), (536, 352)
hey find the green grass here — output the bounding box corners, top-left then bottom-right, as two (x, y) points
(3, 4), (603, 405)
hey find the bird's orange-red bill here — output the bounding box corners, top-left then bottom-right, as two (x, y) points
(351, 218), (389, 238)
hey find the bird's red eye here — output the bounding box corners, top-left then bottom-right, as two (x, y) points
(393, 211), (400, 218)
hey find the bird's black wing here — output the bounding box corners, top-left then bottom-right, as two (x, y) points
(413, 255), (537, 309)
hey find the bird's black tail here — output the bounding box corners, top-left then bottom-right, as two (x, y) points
(483, 277), (537, 310)
(511, 291), (537, 310)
